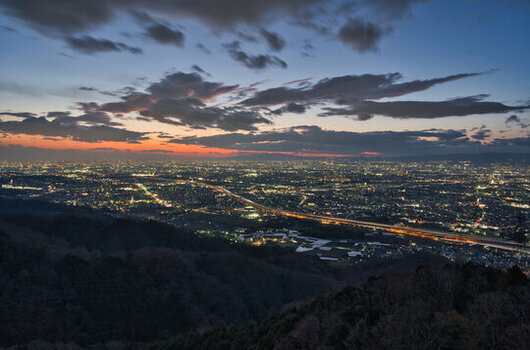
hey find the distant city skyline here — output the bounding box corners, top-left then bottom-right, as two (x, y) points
(0, 0), (529, 159)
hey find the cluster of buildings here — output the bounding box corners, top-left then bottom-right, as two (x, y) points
(0, 159), (527, 269)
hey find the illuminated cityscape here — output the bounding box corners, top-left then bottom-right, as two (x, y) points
(1, 0), (529, 348)
(2, 160), (527, 269)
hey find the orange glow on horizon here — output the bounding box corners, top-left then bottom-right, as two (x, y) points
(1, 134), (353, 158)
(0, 134), (234, 156)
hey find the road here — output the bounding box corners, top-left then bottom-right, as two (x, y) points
(156, 177), (528, 253)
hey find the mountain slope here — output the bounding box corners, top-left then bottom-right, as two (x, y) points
(151, 264), (529, 350)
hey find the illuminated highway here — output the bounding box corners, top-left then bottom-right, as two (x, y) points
(156, 177), (528, 253)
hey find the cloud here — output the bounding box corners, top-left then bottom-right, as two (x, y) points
(363, 0), (428, 20)
(470, 128), (491, 140)
(335, 0), (427, 52)
(236, 30), (258, 42)
(101, 94), (155, 113)
(338, 18), (384, 52)
(53, 108), (124, 127)
(79, 86), (97, 92)
(100, 72), (238, 114)
(147, 72), (237, 99)
(170, 126), (528, 156)
(0, 115), (147, 143)
(0, 0), (114, 34)
(66, 35), (142, 55)
(140, 97), (271, 131)
(0, 0), (329, 34)
(238, 71), (529, 120)
(506, 115), (521, 123)
(191, 65), (210, 76)
(241, 72), (484, 106)
(0, 0), (433, 54)
(223, 41), (287, 69)
(169, 125), (529, 156)
(0, 111), (37, 118)
(144, 24), (184, 46)
(320, 96), (529, 119)
(260, 28), (286, 51)
(196, 43), (211, 54)
(291, 18), (330, 36)
(270, 103), (307, 115)
(96, 71), (270, 131)
(489, 137), (530, 148)
(505, 114), (529, 129)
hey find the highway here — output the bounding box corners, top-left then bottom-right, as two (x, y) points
(156, 177), (528, 253)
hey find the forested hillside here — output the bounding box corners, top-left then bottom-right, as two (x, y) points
(151, 263), (529, 350)
(0, 199), (443, 347)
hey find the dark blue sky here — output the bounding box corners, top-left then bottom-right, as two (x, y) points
(0, 0), (528, 158)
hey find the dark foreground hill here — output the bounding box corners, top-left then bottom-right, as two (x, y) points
(149, 263), (529, 350)
(0, 199), (444, 348)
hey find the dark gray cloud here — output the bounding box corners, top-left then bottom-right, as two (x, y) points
(0, 0), (114, 34)
(100, 72), (238, 113)
(320, 96), (529, 120)
(66, 35), (142, 54)
(0, 0), (329, 33)
(45, 111), (72, 118)
(223, 41), (287, 70)
(144, 24), (184, 46)
(470, 128), (491, 140)
(291, 18), (331, 36)
(196, 43), (212, 54)
(79, 86), (119, 97)
(0, 111), (37, 118)
(303, 40), (314, 51)
(191, 65), (210, 76)
(506, 115), (521, 123)
(0, 106), (146, 143)
(260, 28), (286, 51)
(236, 30), (258, 42)
(469, 124), (487, 131)
(101, 94), (154, 113)
(0, 115), (147, 143)
(0, 0), (432, 54)
(489, 137), (530, 148)
(241, 72), (483, 106)
(79, 86), (97, 92)
(333, 0), (427, 52)
(157, 133), (173, 139)
(239, 71), (529, 121)
(338, 18), (384, 52)
(505, 114), (529, 129)
(97, 71), (269, 131)
(270, 103), (307, 115)
(140, 97), (271, 131)
(53, 111), (124, 127)
(363, 0), (428, 20)
(169, 125), (529, 156)
(147, 72), (237, 100)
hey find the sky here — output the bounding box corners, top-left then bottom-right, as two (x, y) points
(0, 0), (529, 160)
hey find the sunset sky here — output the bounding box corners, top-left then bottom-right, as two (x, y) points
(0, 0), (529, 159)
